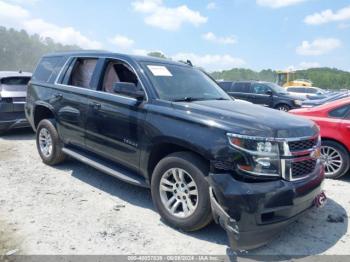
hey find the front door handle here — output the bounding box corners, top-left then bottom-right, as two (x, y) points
(90, 102), (101, 110)
(54, 93), (63, 99)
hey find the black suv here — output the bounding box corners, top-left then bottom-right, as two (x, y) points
(218, 80), (304, 111)
(26, 51), (325, 250)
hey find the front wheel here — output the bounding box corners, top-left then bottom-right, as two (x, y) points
(151, 152), (212, 231)
(321, 140), (349, 179)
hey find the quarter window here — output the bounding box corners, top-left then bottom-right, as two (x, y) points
(32, 56), (65, 83)
(69, 58), (98, 88)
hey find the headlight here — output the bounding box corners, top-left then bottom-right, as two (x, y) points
(294, 99), (302, 106)
(227, 133), (281, 177)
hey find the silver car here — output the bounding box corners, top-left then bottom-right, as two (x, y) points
(0, 71), (32, 134)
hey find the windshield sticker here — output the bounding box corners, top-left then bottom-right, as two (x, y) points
(147, 65), (172, 77)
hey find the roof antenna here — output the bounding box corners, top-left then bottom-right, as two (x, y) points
(186, 60), (193, 66)
(19, 70), (22, 73)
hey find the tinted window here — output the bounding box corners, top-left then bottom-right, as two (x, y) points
(32, 56), (65, 83)
(1, 77), (30, 85)
(329, 105), (350, 118)
(68, 58), (98, 89)
(304, 88), (318, 94)
(252, 84), (270, 94)
(287, 87), (305, 93)
(232, 82), (251, 93)
(218, 82), (233, 92)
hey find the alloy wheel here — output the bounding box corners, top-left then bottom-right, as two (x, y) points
(159, 168), (199, 218)
(321, 146), (343, 176)
(39, 127), (53, 157)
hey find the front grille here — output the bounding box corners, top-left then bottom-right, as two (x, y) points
(291, 159), (317, 178)
(289, 138), (317, 152)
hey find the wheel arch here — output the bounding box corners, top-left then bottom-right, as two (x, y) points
(321, 137), (350, 154)
(33, 102), (56, 130)
(145, 139), (210, 182)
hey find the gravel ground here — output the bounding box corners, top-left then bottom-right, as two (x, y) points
(0, 129), (349, 257)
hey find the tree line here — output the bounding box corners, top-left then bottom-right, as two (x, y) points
(0, 27), (349, 90)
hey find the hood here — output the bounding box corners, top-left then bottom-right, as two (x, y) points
(0, 84), (27, 98)
(172, 100), (318, 138)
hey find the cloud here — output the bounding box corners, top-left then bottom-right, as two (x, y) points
(0, 0), (102, 49)
(256, 0), (307, 8)
(206, 2), (216, 10)
(202, 32), (237, 45)
(299, 61), (320, 69)
(296, 38), (341, 56)
(109, 35), (135, 50)
(304, 5), (350, 25)
(172, 52), (245, 71)
(132, 0), (207, 30)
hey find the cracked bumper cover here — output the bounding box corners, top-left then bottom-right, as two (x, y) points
(208, 164), (324, 250)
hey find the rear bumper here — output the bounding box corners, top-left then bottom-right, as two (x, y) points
(0, 102), (29, 132)
(208, 165), (324, 250)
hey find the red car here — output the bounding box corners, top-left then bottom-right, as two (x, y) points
(290, 97), (350, 179)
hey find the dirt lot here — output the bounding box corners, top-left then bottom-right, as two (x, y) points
(0, 129), (349, 257)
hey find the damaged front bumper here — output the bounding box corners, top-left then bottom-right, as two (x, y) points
(208, 164), (325, 251)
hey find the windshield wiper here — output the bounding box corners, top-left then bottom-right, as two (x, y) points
(172, 97), (205, 102)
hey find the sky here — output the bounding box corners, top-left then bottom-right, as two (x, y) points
(0, 0), (350, 72)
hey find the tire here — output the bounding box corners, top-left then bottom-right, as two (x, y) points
(321, 140), (349, 179)
(151, 152), (212, 231)
(275, 104), (291, 112)
(36, 119), (66, 165)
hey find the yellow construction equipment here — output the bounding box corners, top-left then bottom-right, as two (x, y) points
(276, 70), (312, 87)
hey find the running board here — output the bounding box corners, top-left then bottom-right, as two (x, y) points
(62, 147), (149, 188)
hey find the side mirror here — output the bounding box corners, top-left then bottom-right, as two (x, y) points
(112, 82), (145, 100)
(265, 90), (273, 96)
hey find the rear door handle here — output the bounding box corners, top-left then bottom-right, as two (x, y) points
(90, 102), (101, 110)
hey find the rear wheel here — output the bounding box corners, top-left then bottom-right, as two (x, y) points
(151, 152), (212, 231)
(275, 104), (291, 112)
(321, 140), (349, 179)
(36, 119), (66, 165)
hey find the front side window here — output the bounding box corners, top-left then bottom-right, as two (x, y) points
(101, 60), (141, 95)
(69, 58), (98, 88)
(329, 104), (350, 118)
(252, 84), (270, 94)
(142, 63), (230, 101)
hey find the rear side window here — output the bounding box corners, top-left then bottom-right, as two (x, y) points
(68, 58), (98, 89)
(232, 82), (251, 93)
(32, 56), (66, 83)
(218, 82), (233, 92)
(252, 84), (270, 94)
(287, 87), (304, 93)
(328, 104), (350, 118)
(1, 77), (30, 85)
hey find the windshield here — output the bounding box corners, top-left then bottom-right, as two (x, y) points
(266, 82), (288, 94)
(141, 63), (231, 102)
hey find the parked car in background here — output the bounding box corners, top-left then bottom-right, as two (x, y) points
(218, 80), (303, 111)
(290, 97), (350, 179)
(302, 91), (350, 108)
(26, 51), (325, 250)
(286, 86), (328, 100)
(0, 71), (31, 135)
